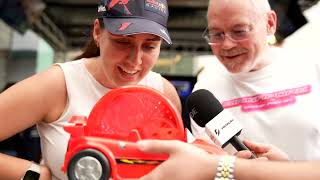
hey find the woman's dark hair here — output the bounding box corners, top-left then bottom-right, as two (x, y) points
(73, 19), (104, 60)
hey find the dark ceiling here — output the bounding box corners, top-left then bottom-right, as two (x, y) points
(26, 0), (319, 52)
(30, 0), (210, 52)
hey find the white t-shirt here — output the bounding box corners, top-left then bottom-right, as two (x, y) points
(192, 48), (320, 160)
(37, 59), (164, 180)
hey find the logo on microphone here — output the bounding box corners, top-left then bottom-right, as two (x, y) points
(189, 108), (198, 119)
(221, 119), (234, 130)
(214, 129), (220, 136)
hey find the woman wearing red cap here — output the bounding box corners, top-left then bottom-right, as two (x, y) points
(0, 0), (181, 179)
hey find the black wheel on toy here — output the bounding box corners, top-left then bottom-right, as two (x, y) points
(67, 149), (111, 180)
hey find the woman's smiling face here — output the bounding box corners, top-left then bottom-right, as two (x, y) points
(94, 22), (162, 88)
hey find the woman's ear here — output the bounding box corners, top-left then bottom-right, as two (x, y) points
(93, 19), (102, 45)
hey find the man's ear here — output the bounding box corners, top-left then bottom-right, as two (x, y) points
(266, 10), (277, 35)
(93, 19), (102, 44)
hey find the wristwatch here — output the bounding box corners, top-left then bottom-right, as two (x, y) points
(22, 162), (40, 180)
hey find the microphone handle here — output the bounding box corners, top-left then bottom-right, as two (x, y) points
(229, 136), (257, 159)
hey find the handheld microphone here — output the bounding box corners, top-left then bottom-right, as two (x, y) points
(186, 89), (256, 158)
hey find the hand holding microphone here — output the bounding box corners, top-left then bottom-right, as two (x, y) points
(238, 140), (289, 161)
(186, 89), (257, 159)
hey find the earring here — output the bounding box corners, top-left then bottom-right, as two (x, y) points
(267, 35), (276, 45)
(95, 41), (99, 47)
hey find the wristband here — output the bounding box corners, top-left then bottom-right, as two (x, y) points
(214, 155), (236, 180)
(22, 162), (40, 180)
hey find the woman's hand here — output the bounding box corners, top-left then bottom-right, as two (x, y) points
(236, 140), (289, 161)
(137, 140), (218, 180)
(40, 165), (52, 180)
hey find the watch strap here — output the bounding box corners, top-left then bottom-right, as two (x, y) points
(21, 162), (41, 180)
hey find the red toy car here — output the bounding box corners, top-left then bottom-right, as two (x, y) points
(61, 86), (225, 180)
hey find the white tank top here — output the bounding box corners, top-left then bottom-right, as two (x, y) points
(37, 59), (163, 180)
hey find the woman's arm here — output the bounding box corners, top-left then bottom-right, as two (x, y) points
(161, 78), (182, 113)
(0, 66), (66, 140)
(235, 158), (320, 180)
(137, 140), (320, 180)
(0, 153), (51, 180)
(0, 65), (66, 179)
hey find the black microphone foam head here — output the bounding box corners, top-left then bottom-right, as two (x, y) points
(186, 89), (224, 127)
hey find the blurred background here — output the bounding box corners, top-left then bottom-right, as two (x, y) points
(0, 0), (319, 163)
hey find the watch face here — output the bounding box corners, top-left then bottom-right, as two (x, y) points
(23, 170), (40, 180)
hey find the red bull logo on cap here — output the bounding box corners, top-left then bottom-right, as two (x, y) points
(145, 0), (167, 15)
(108, 0), (132, 15)
(118, 22), (132, 31)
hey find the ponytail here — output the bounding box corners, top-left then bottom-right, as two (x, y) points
(73, 19), (104, 60)
(73, 37), (100, 60)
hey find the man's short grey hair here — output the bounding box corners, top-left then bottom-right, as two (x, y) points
(250, 0), (271, 13)
(209, 0), (271, 15)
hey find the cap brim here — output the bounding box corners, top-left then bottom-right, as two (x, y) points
(103, 18), (172, 44)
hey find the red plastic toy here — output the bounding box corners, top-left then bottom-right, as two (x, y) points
(61, 86), (225, 180)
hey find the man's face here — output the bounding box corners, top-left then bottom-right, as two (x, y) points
(207, 0), (271, 73)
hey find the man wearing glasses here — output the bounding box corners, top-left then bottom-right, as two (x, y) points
(191, 0), (320, 161)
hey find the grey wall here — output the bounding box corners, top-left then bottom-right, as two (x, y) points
(0, 20), (12, 90)
(6, 31), (39, 83)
